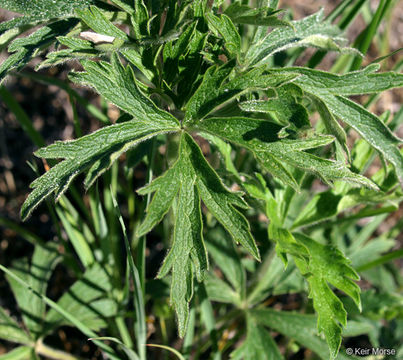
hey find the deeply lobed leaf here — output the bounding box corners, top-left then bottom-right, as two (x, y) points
(269, 226), (361, 358)
(21, 54), (180, 220)
(197, 117), (376, 190)
(270, 66), (403, 184)
(138, 132), (259, 334)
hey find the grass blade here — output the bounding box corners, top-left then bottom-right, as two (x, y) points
(111, 192), (146, 360)
(0, 86), (45, 147)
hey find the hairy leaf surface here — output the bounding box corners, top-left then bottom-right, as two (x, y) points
(272, 66), (403, 183)
(268, 226), (360, 358)
(198, 117), (376, 189)
(246, 10), (345, 67)
(0, 19), (78, 83)
(184, 61), (298, 123)
(21, 55), (180, 220)
(137, 132), (259, 334)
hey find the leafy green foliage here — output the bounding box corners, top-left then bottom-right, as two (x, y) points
(251, 309), (352, 360)
(1, 0), (402, 358)
(21, 54), (180, 220)
(231, 317), (282, 360)
(45, 264), (117, 332)
(198, 117), (376, 190)
(244, 10), (347, 67)
(138, 132), (258, 334)
(0, 0), (95, 19)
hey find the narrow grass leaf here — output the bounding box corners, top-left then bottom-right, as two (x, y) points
(146, 344), (185, 360)
(111, 194), (146, 360)
(89, 337), (139, 360)
(0, 86), (45, 147)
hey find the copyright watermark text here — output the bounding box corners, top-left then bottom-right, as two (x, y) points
(345, 347), (396, 356)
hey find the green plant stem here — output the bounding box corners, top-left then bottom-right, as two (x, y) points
(350, 0), (390, 70)
(115, 316), (134, 349)
(356, 249), (403, 272)
(182, 306), (196, 359)
(35, 339), (82, 360)
(69, 94), (82, 138)
(137, 139), (157, 294)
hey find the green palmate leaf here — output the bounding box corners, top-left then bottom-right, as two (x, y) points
(231, 316), (282, 360)
(273, 65), (403, 183)
(184, 61), (298, 123)
(138, 133), (259, 259)
(245, 10), (346, 67)
(310, 96), (349, 158)
(137, 132), (259, 334)
(45, 263), (116, 332)
(0, 0), (96, 35)
(231, 318), (283, 360)
(268, 227), (360, 358)
(0, 307), (32, 346)
(250, 309), (351, 360)
(138, 134), (207, 335)
(239, 83), (311, 136)
(304, 276), (346, 358)
(21, 54), (180, 220)
(204, 274), (239, 304)
(6, 245), (59, 337)
(323, 96), (403, 184)
(39, 36), (98, 69)
(160, 178), (205, 336)
(268, 225), (308, 266)
(285, 64), (403, 96)
(292, 185), (401, 229)
(292, 191), (342, 228)
(0, 17), (42, 37)
(0, 265), (120, 360)
(69, 54), (178, 123)
(198, 117), (376, 190)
